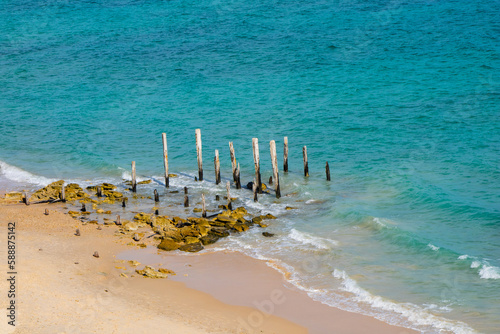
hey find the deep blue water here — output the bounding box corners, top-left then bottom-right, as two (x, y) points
(1, 0), (499, 332)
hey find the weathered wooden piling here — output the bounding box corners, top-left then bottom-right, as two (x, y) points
(122, 199), (126, 208)
(154, 189), (159, 202)
(215, 195), (220, 201)
(60, 183), (66, 202)
(226, 181), (232, 210)
(303, 146), (309, 177)
(270, 140), (281, 198)
(81, 203), (86, 212)
(252, 138), (262, 193)
(269, 176), (273, 185)
(195, 129), (203, 181)
(184, 195), (189, 207)
(162, 133), (169, 188)
(131, 161), (137, 192)
(44, 209), (49, 215)
(252, 178), (258, 202)
(229, 142), (237, 182)
(214, 149), (221, 185)
(23, 192), (29, 205)
(75, 229), (80, 236)
(97, 186), (103, 198)
(184, 186), (188, 194)
(284, 136), (289, 172)
(236, 163), (241, 189)
(326, 162), (331, 181)
(202, 194), (207, 218)
(155, 209), (159, 215)
(116, 215), (121, 225)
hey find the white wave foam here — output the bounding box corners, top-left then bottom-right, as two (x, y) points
(373, 217), (387, 227)
(332, 269), (477, 333)
(427, 243), (440, 251)
(470, 261), (481, 269)
(479, 265), (500, 279)
(0, 160), (57, 186)
(458, 254), (469, 260)
(289, 228), (337, 249)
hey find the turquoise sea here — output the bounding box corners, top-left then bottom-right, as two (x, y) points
(1, 0), (499, 332)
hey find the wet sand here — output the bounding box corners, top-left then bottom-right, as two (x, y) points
(0, 200), (415, 334)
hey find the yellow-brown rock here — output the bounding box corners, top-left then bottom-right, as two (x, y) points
(133, 212), (152, 224)
(30, 180), (64, 201)
(184, 236), (200, 244)
(136, 266), (169, 278)
(157, 238), (181, 251)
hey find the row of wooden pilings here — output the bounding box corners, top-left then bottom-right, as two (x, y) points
(129, 129), (331, 204)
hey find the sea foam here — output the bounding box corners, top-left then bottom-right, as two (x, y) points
(332, 269), (478, 333)
(0, 160), (57, 186)
(288, 228), (338, 249)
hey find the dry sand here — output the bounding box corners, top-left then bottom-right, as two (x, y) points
(0, 201), (416, 334)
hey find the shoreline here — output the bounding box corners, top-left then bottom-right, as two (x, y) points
(0, 199), (416, 333)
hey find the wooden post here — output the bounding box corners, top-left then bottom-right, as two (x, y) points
(252, 138), (262, 193)
(81, 203), (86, 212)
(229, 142), (237, 182)
(60, 183), (66, 202)
(215, 195), (220, 201)
(252, 178), (258, 202)
(23, 192), (29, 205)
(154, 189), (159, 202)
(270, 140), (281, 198)
(44, 209), (49, 215)
(97, 186), (102, 198)
(283, 136), (289, 172)
(269, 176), (273, 185)
(202, 194), (207, 218)
(269, 140), (281, 198)
(303, 146), (309, 177)
(184, 195), (189, 207)
(214, 150), (221, 185)
(122, 199), (126, 208)
(195, 129), (203, 181)
(326, 162), (331, 181)
(184, 186), (188, 194)
(131, 161), (137, 192)
(226, 181), (232, 210)
(162, 133), (169, 188)
(116, 215), (121, 225)
(236, 163), (241, 189)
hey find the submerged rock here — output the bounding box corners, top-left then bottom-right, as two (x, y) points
(262, 232), (275, 237)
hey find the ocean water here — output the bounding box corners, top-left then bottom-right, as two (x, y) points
(1, 0), (499, 332)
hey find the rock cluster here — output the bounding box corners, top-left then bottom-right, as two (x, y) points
(28, 180), (278, 254)
(29, 180), (89, 202)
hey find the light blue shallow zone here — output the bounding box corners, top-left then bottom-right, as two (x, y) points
(0, 0), (499, 332)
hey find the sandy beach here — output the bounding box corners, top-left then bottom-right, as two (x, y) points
(0, 199), (415, 334)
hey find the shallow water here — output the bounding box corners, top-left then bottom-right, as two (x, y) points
(1, 0), (499, 332)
